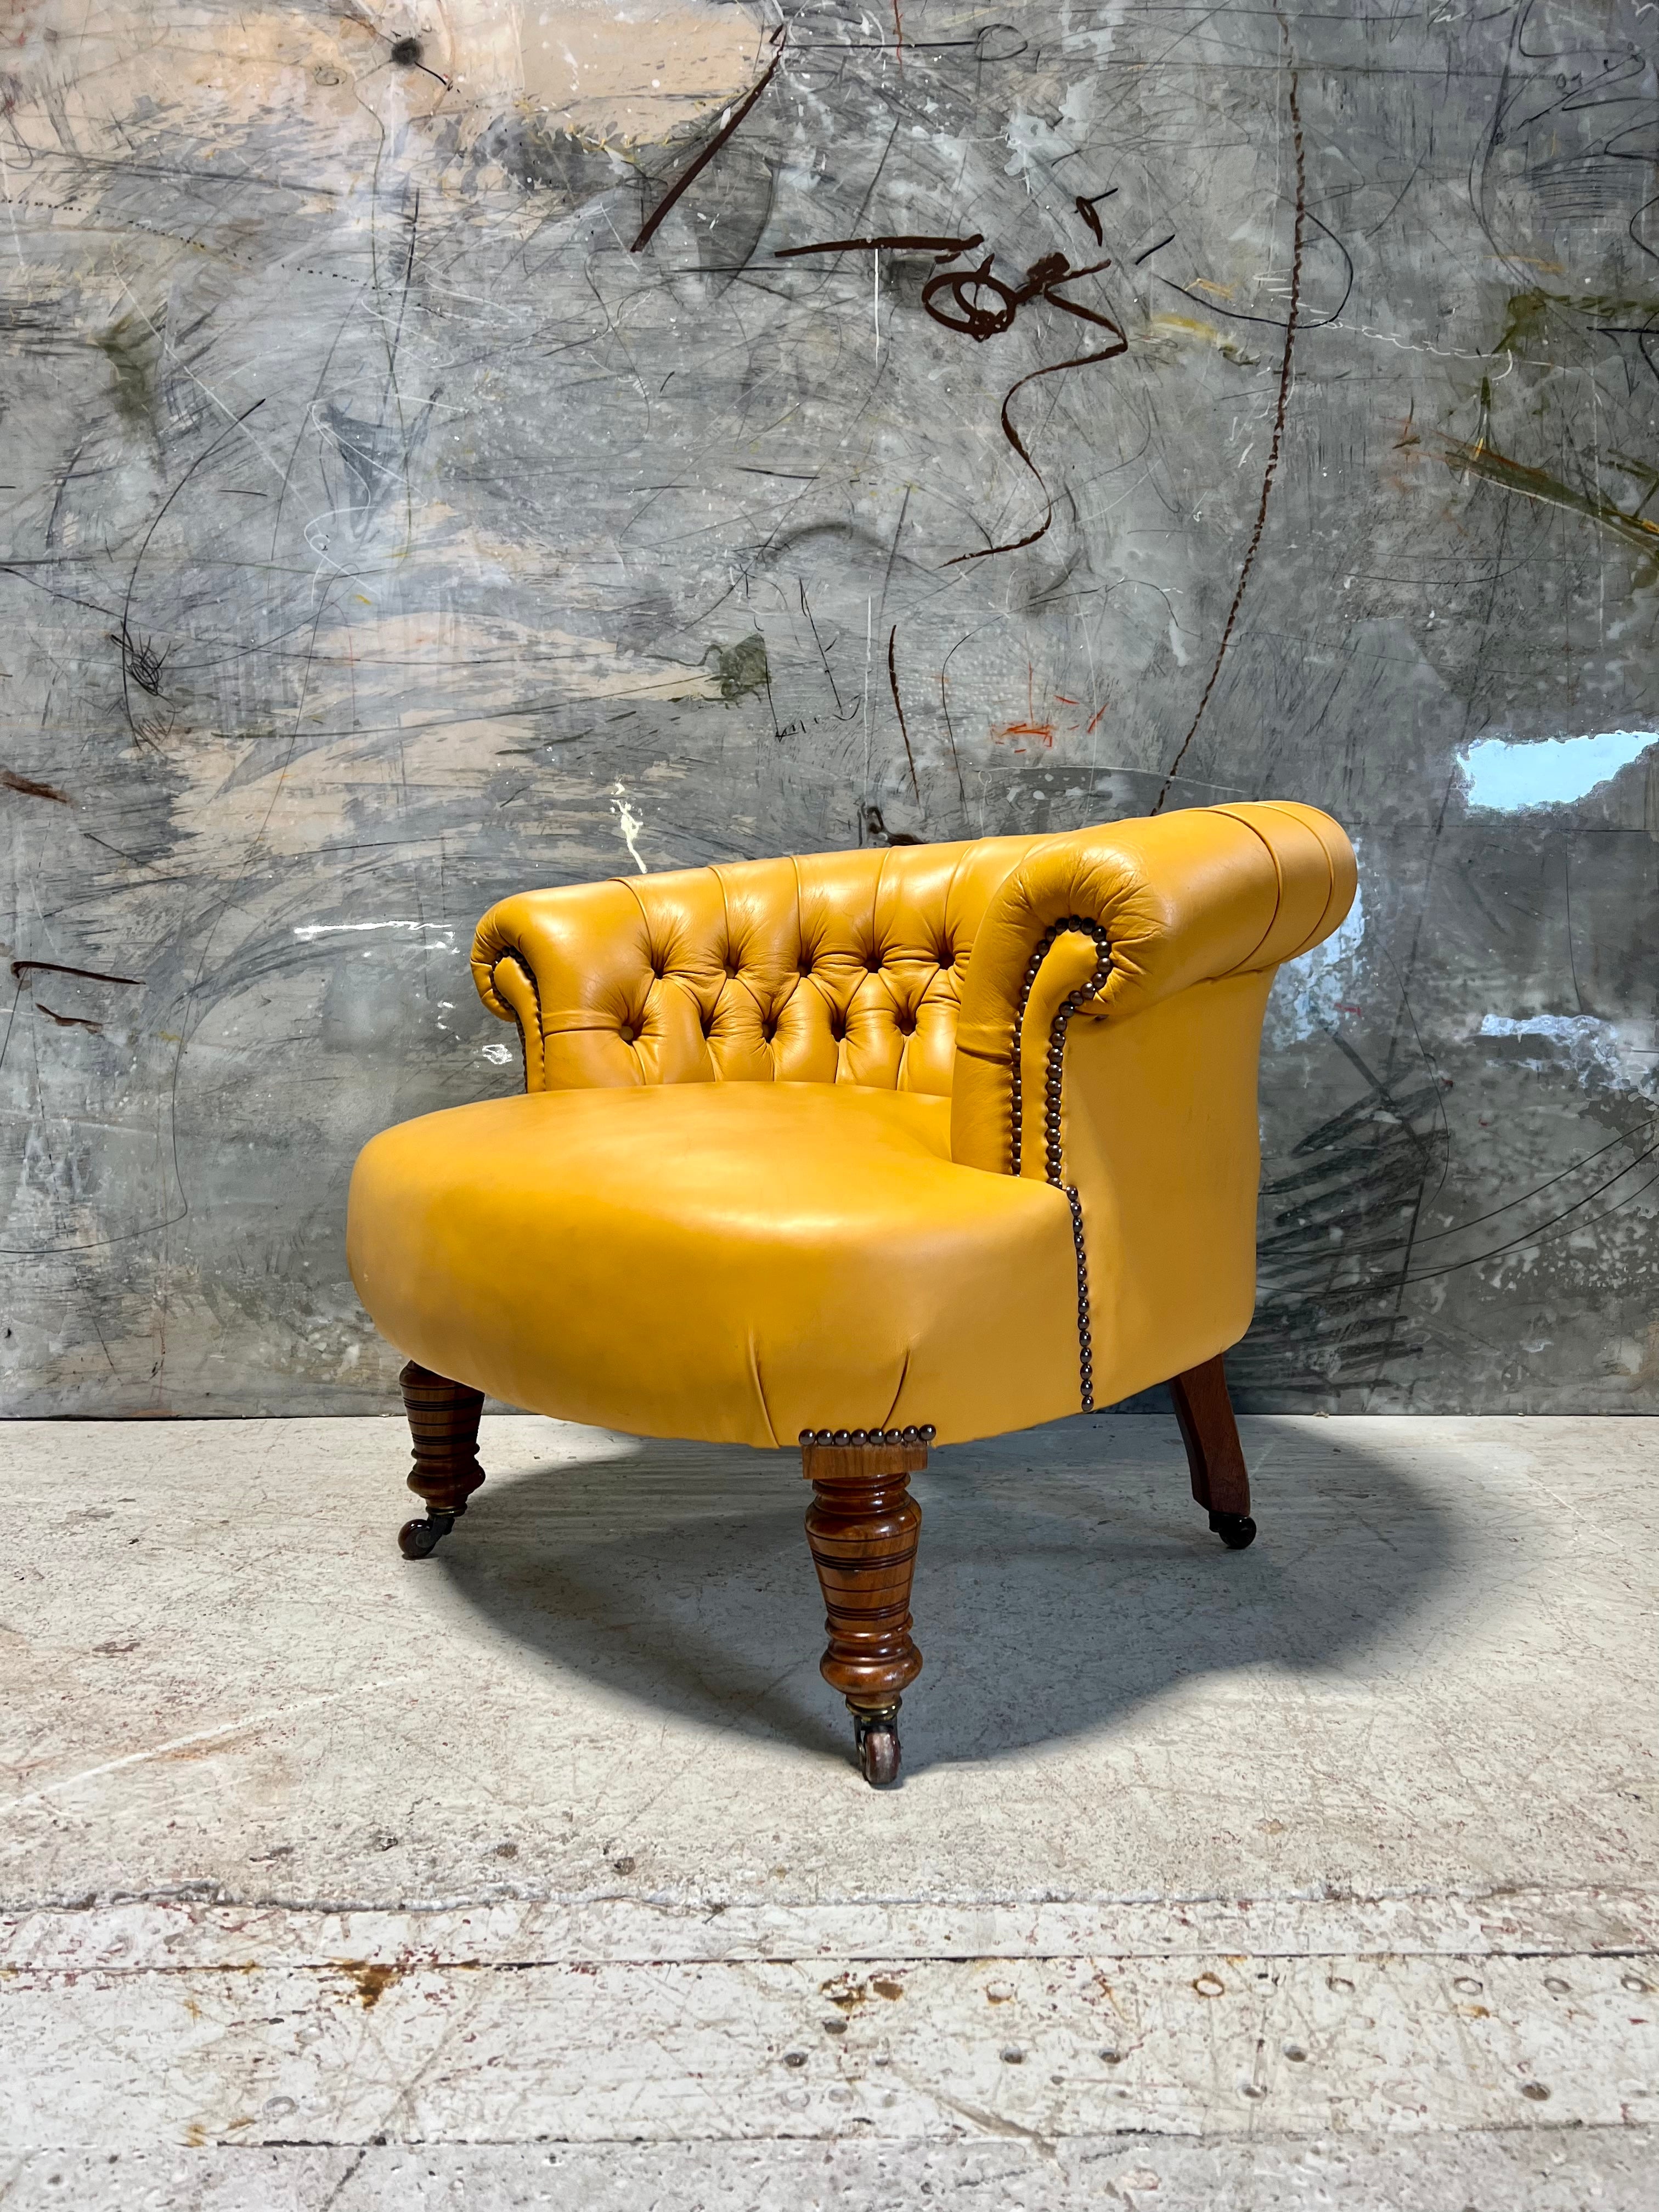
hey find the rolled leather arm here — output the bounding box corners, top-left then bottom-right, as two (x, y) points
(471, 877), (672, 1092)
(950, 801), (1355, 1173)
(470, 853), (811, 1091)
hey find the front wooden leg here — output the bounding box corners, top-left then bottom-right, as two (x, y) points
(800, 1427), (932, 1786)
(397, 1360), (486, 1559)
(1169, 1355), (1256, 1550)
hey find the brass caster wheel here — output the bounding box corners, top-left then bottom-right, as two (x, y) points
(853, 1705), (902, 1788)
(398, 1510), (456, 1559)
(1209, 1511), (1256, 1550)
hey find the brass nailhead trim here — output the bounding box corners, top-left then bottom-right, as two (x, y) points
(1008, 917), (1111, 1412)
(799, 1426), (936, 1446)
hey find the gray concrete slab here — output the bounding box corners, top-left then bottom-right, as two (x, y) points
(2, 1412), (1654, 2195)
(4, 2135), (1659, 2212)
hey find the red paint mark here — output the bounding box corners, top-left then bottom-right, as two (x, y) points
(1085, 701), (1110, 735)
(893, 0), (904, 69)
(1054, 694), (1080, 706)
(993, 667), (1056, 748)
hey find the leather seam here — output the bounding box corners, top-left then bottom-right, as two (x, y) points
(1208, 806), (1288, 974)
(492, 951), (544, 1090)
(879, 1346), (912, 1434)
(616, 872), (678, 1081)
(1251, 800), (1341, 956)
(747, 1335), (780, 1449)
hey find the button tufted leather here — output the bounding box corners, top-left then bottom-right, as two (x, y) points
(472, 840), (1053, 1097)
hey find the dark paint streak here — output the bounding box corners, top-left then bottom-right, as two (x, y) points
(944, 323), (1128, 567)
(1074, 187), (1118, 245)
(116, 398), (266, 739)
(1155, 210), (1352, 332)
(776, 233), (984, 259)
(887, 625), (920, 804)
(12, 960), (143, 986)
(2, 769), (71, 803)
(1153, 19), (1305, 811)
(630, 38), (785, 255)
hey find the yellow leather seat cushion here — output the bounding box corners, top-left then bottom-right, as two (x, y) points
(348, 1083), (1082, 1449)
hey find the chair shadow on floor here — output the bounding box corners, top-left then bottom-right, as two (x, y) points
(433, 1414), (1459, 1776)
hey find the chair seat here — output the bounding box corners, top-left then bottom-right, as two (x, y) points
(348, 1082), (1082, 1447)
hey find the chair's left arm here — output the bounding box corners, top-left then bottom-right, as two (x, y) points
(949, 802), (1356, 1397)
(951, 801), (1355, 1173)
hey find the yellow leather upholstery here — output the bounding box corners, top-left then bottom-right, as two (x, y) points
(349, 1085), (1080, 1445)
(349, 803), (1355, 1447)
(471, 838), (1047, 1096)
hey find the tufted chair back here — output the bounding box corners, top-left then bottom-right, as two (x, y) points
(473, 837), (1046, 1097)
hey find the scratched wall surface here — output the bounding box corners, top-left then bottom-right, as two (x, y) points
(2, 0), (1657, 1417)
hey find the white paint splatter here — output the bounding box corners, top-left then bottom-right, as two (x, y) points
(1002, 108), (1079, 184)
(479, 1041), (514, 1065)
(609, 780), (648, 873)
(1265, 873), (1365, 1046)
(292, 920), (457, 945)
(1460, 729), (1656, 813)
(1478, 1013), (1657, 1094)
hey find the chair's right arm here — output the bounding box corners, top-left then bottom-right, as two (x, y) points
(472, 879), (667, 1091)
(470, 854), (809, 1091)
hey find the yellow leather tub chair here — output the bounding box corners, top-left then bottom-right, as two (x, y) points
(349, 802), (1355, 1784)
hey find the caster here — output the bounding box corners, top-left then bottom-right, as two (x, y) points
(398, 1510), (456, 1559)
(853, 1706), (901, 1788)
(1209, 1511), (1256, 1550)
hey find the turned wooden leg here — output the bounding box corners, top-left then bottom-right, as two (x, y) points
(800, 1427), (932, 1787)
(397, 1359), (486, 1559)
(1169, 1354), (1255, 1549)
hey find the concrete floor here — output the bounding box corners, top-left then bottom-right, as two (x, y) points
(2, 1412), (1653, 2207)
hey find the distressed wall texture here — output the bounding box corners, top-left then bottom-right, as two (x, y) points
(2, 0), (1656, 1415)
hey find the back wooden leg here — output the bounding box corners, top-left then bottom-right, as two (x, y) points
(1169, 1355), (1256, 1550)
(800, 1427), (932, 1786)
(398, 1360), (486, 1559)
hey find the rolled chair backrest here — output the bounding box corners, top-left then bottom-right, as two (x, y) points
(470, 806), (1355, 1122)
(472, 836), (1045, 1094)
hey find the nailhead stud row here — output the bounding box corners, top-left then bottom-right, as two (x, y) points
(799, 1425), (938, 1447)
(1007, 917), (1111, 1411)
(1008, 918), (1111, 1179)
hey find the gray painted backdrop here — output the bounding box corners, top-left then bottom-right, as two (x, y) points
(3, 0), (1656, 1416)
